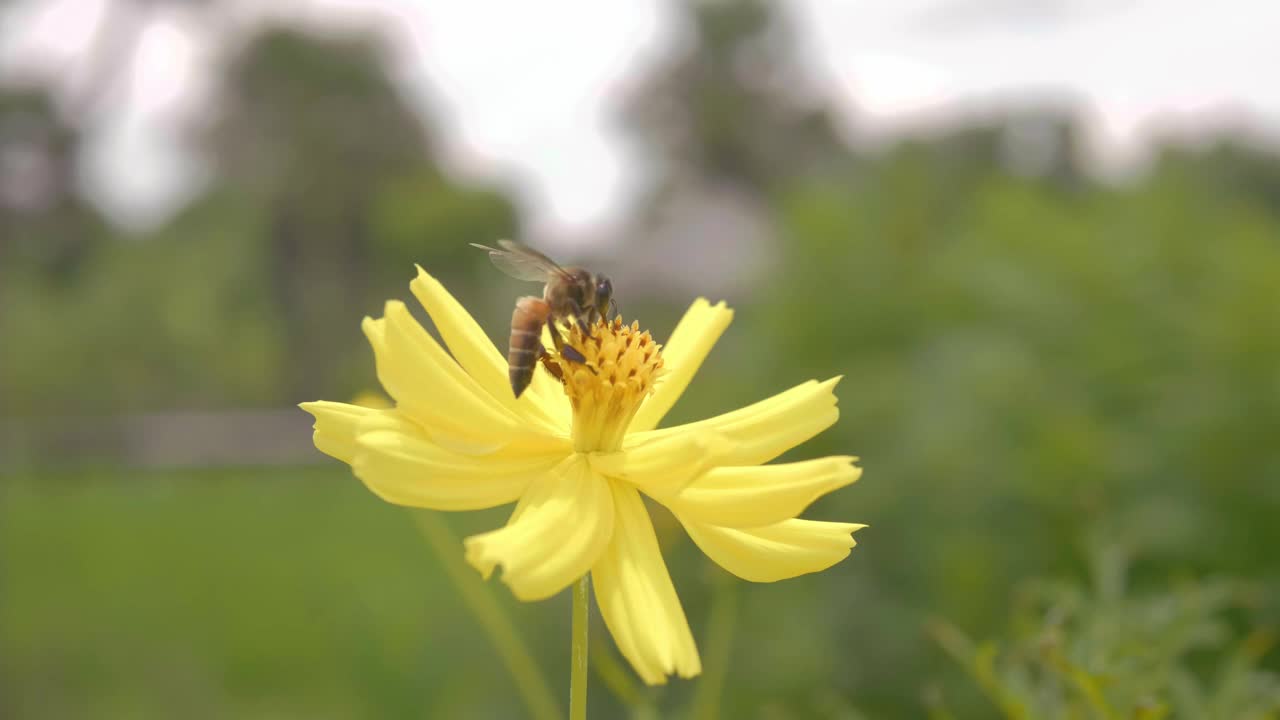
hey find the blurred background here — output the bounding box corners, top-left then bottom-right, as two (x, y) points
(3, 0), (1279, 717)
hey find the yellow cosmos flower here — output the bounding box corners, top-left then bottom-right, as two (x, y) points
(301, 266), (864, 685)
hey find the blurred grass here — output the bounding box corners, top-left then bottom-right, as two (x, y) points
(0, 466), (550, 719)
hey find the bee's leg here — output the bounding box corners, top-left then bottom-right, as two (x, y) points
(547, 320), (588, 365)
(561, 344), (587, 365)
(538, 345), (565, 384)
(569, 300), (593, 335)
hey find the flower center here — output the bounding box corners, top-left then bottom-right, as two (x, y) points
(545, 316), (664, 453)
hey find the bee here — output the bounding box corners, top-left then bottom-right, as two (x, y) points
(471, 240), (614, 398)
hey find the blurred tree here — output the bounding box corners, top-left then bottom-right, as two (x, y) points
(1, 0), (221, 297)
(369, 168), (519, 288)
(1172, 139), (1280, 218)
(0, 86), (109, 283)
(623, 0), (848, 203)
(615, 0), (853, 298)
(2, 22), (520, 416)
(204, 27), (518, 402)
(207, 28), (424, 402)
(0, 85), (110, 421)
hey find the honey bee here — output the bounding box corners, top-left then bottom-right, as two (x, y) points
(471, 240), (614, 398)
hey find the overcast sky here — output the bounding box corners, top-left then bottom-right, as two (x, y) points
(3, 0), (1279, 239)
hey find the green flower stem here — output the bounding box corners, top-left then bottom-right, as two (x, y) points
(413, 512), (562, 720)
(570, 574), (591, 720)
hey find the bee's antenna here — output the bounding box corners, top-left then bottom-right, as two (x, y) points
(609, 298), (619, 320)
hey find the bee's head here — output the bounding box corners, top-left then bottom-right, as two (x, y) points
(593, 274), (613, 319)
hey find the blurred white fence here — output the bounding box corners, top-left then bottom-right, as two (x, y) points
(1, 409), (318, 469)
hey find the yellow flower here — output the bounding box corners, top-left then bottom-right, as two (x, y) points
(301, 267), (864, 685)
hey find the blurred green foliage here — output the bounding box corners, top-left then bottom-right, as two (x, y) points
(750, 140), (1280, 715)
(3, 1), (1279, 718)
(929, 546), (1280, 719)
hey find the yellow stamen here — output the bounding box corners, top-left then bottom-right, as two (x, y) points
(546, 317), (665, 453)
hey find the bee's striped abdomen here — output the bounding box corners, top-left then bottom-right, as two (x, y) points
(508, 296), (550, 398)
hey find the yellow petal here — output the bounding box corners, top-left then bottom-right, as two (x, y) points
(666, 456), (861, 528)
(637, 377), (841, 466)
(629, 298), (733, 433)
(589, 430), (731, 497)
(299, 401), (390, 464)
(349, 390), (393, 409)
(364, 302), (553, 451)
(350, 413), (564, 511)
(681, 518), (865, 583)
(592, 481), (701, 685)
(464, 457), (614, 601)
(410, 266), (568, 432)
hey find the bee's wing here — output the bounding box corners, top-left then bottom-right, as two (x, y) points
(470, 240), (570, 282)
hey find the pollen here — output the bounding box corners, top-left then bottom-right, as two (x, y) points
(546, 316), (665, 452)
